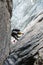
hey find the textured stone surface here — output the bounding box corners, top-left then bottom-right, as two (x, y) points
(4, 11), (43, 65)
(1, 0), (43, 65)
(0, 0), (12, 65)
(11, 12), (43, 52)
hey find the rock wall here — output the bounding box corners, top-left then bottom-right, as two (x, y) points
(10, 12), (43, 65)
(3, 13), (43, 65)
(11, 12), (43, 52)
(0, 0), (12, 65)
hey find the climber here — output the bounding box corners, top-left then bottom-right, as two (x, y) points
(11, 29), (24, 40)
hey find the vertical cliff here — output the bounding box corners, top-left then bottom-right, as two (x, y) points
(0, 0), (12, 65)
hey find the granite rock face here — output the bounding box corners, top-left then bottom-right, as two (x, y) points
(1, 0), (43, 65)
(3, 11), (43, 65)
(0, 0), (12, 65)
(11, 12), (43, 52)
